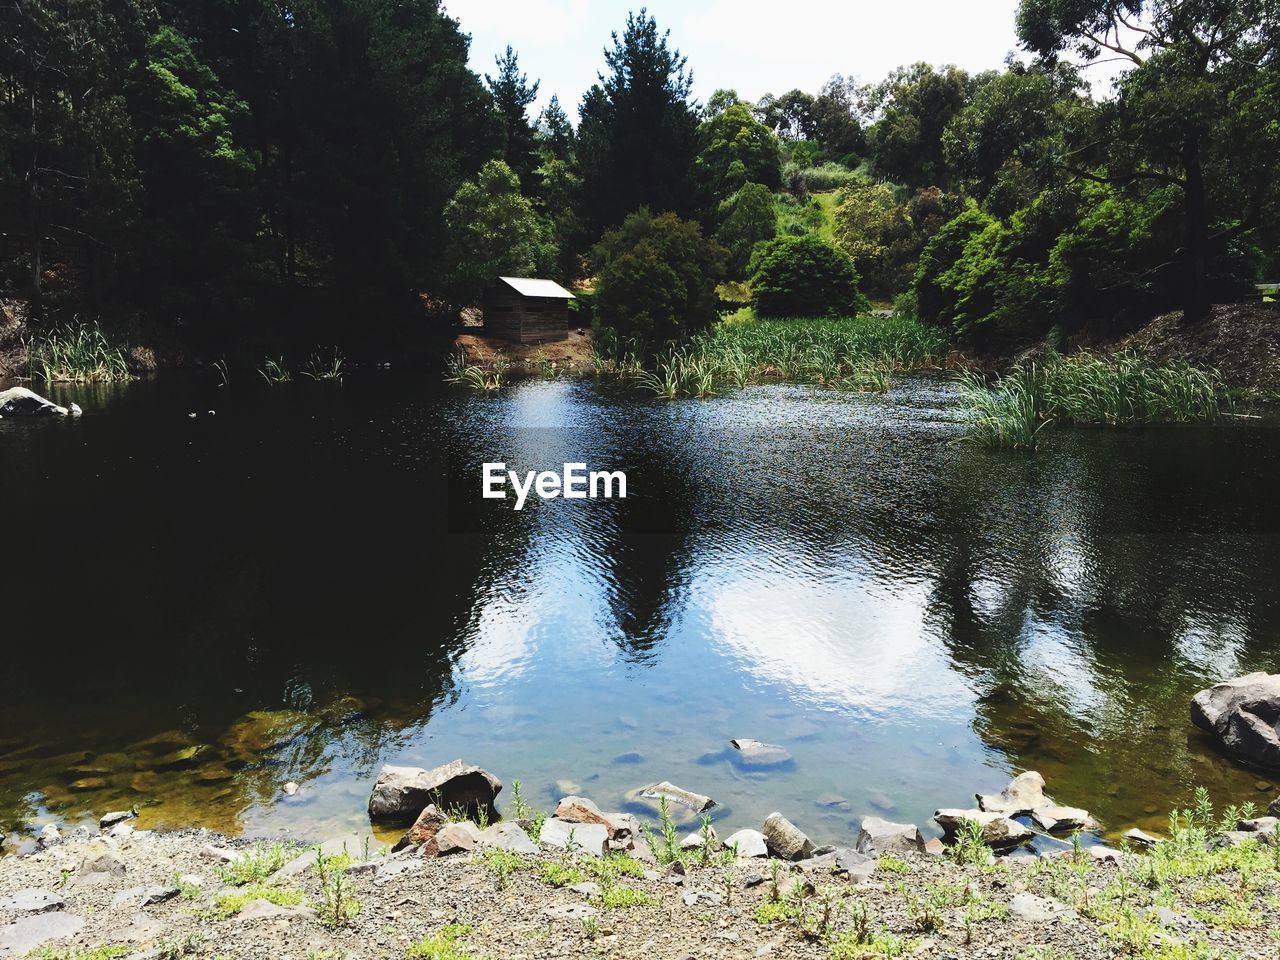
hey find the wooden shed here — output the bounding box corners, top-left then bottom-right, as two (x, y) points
(481, 276), (575, 344)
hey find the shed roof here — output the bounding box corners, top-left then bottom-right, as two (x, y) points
(497, 276), (576, 300)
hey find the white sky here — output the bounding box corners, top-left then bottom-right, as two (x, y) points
(442, 0), (1129, 118)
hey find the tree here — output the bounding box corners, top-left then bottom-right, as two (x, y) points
(535, 94), (575, 164)
(1016, 0), (1280, 319)
(811, 75), (864, 158)
(444, 159), (554, 304)
(694, 99), (782, 202)
(591, 208), (726, 346)
(716, 182), (778, 277)
(755, 89), (817, 141)
(863, 63), (969, 188)
(750, 234), (869, 318)
(487, 45), (540, 190)
(577, 9), (700, 232)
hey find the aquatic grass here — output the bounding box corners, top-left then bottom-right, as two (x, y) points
(259, 357), (292, 384)
(26, 321), (133, 383)
(301, 347), (345, 382)
(446, 351), (508, 391)
(958, 366), (1049, 450)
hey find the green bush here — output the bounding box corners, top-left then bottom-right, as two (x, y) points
(716, 182), (779, 277)
(750, 234), (870, 318)
(591, 208), (727, 349)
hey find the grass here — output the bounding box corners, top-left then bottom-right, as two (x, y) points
(959, 351), (1225, 448)
(26, 321), (133, 383)
(406, 924), (476, 960)
(446, 351), (509, 391)
(315, 846), (361, 928)
(27, 949), (131, 960)
(215, 841), (288, 886)
(259, 357), (292, 384)
(211, 882), (304, 919)
(301, 347), (346, 381)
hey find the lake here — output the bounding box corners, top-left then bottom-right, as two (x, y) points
(3, 371), (1279, 850)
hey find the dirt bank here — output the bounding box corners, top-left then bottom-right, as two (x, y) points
(453, 329), (598, 374)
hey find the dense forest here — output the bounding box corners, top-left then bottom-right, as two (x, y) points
(2, 0), (1277, 355)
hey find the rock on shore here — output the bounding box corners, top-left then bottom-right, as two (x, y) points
(0, 386), (75, 418)
(367, 760), (502, 824)
(1192, 672), (1280, 769)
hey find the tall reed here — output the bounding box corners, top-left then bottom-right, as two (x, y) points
(26, 322), (133, 383)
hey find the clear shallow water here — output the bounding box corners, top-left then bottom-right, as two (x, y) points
(3, 372), (1279, 849)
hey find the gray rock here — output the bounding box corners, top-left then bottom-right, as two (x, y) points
(141, 885), (179, 906)
(1087, 845), (1124, 862)
(540, 818), (609, 857)
(1032, 805), (1099, 833)
(542, 903), (598, 921)
(1238, 815), (1279, 836)
(1123, 828), (1161, 847)
(37, 824), (60, 846)
(110, 887), (148, 909)
(682, 889), (723, 907)
(679, 825), (719, 850)
(435, 821), (481, 854)
(100, 809), (137, 830)
(477, 821), (538, 855)
(762, 812), (814, 861)
(728, 739), (793, 770)
(236, 899), (319, 922)
(933, 809), (1033, 848)
(723, 829), (769, 858)
(1191, 673), (1280, 769)
(855, 816), (925, 854)
(1270, 795), (1280, 818)
(635, 781), (716, 815)
(567, 882), (601, 897)
(0, 912), (84, 956)
(77, 847), (127, 880)
(977, 772), (1050, 816)
(0, 890), (64, 914)
(367, 760), (503, 824)
(0, 387), (69, 418)
(1008, 893), (1076, 923)
(273, 834), (371, 880)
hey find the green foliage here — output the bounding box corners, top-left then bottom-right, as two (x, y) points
(27, 948), (131, 960)
(717, 182), (780, 277)
(315, 846), (361, 929)
(592, 209), (727, 348)
(958, 366), (1049, 450)
(945, 817), (994, 866)
(864, 63), (969, 189)
(751, 234), (870, 318)
(215, 842), (288, 886)
(444, 160), (556, 305)
(486, 46), (540, 190)
(27, 322), (133, 383)
(405, 924), (475, 960)
(833, 184), (962, 298)
(783, 162), (861, 195)
(696, 99), (782, 197)
(212, 883), (304, 919)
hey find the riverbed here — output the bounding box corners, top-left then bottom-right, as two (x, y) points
(2, 372), (1278, 848)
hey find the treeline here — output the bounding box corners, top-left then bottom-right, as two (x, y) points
(2, 0), (1277, 351)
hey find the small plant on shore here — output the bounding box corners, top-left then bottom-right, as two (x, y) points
(878, 853), (911, 875)
(215, 842), (287, 886)
(640, 795), (685, 865)
(26, 321), (133, 384)
(315, 847), (361, 928)
(508, 779), (532, 821)
(259, 357), (292, 384)
(580, 914), (600, 940)
(446, 351), (508, 390)
(150, 934), (204, 959)
(405, 923), (474, 960)
(946, 818), (992, 868)
(592, 883), (657, 909)
(479, 847), (528, 889)
(27, 948), (131, 960)
(540, 860), (588, 887)
(213, 358), (230, 387)
(212, 882), (304, 919)
(899, 882), (943, 932)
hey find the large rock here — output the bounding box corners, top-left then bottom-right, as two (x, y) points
(0, 387), (70, 418)
(723, 829), (769, 858)
(1192, 673), (1280, 769)
(367, 760), (502, 824)
(762, 812), (814, 861)
(1032, 805), (1098, 833)
(553, 796), (631, 840)
(728, 739), (793, 770)
(977, 772), (1049, 816)
(435, 821), (482, 855)
(477, 821), (538, 855)
(635, 781), (716, 815)
(855, 817), (925, 855)
(540, 818), (609, 857)
(0, 890), (64, 914)
(393, 804), (447, 854)
(933, 809), (1033, 848)
(0, 912), (84, 956)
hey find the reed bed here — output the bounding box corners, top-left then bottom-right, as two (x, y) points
(959, 352), (1225, 449)
(26, 322), (133, 383)
(446, 352), (509, 391)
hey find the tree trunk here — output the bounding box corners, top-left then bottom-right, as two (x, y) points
(1181, 139), (1210, 322)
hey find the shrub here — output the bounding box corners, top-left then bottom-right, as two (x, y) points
(750, 234), (870, 318)
(717, 182), (778, 277)
(591, 208), (727, 349)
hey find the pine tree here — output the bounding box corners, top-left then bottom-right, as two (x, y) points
(486, 45), (540, 191)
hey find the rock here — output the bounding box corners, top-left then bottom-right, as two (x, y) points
(393, 804), (447, 854)
(612, 752), (644, 765)
(0, 387), (69, 418)
(567, 882), (601, 897)
(281, 781), (299, 797)
(924, 837), (945, 856)
(855, 816), (925, 855)
(815, 794), (850, 811)
(141, 885), (180, 906)
(835, 849), (879, 883)
(542, 903), (598, 922)
(274, 834), (371, 878)
(367, 760), (503, 824)
(553, 796), (630, 839)
(1032, 805), (1099, 833)
(682, 889), (723, 907)
(977, 772), (1050, 816)
(1191, 673), (1280, 769)
(200, 845), (242, 863)
(477, 821), (538, 855)
(762, 812), (814, 861)
(1238, 815), (1279, 836)
(0, 890), (65, 914)
(1088, 845), (1124, 862)
(723, 829), (769, 858)
(68, 403), (82, 417)
(540, 818), (609, 857)
(237, 899), (319, 922)
(933, 809), (1033, 848)
(435, 821), (481, 855)
(78, 847), (127, 878)
(728, 739), (793, 770)
(636, 781), (715, 815)
(100, 809), (137, 830)
(1270, 796), (1280, 818)
(1211, 831), (1256, 849)
(1008, 893), (1076, 923)
(680, 825), (718, 850)
(37, 824), (60, 846)
(0, 912), (84, 956)
(1123, 828), (1161, 847)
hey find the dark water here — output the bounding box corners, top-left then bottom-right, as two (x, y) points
(3, 372), (1279, 850)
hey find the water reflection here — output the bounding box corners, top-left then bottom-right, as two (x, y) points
(2, 373), (1279, 848)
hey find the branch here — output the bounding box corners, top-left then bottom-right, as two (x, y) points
(1083, 29), (1145, 65)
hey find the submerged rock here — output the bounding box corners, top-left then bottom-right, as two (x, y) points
(854, 816), (925, 855)
(636, 781), (716, 814)
(0, 387), (70, 418)
(367, 760), (502, 824)
(728, 739), (793, 770)
(1192, 673), (1280, 769)
(762, 812), (814, 861)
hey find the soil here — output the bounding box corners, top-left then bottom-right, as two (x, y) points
(453, 329), (598, 374)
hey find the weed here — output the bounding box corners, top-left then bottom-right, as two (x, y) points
(259, 357), (291, 384)
(315, 847), (361, 928)
(216, 842), (288, 886)
(27, 948), (131, 960)
(580, 914), (600, 940)
(480, 847), (528, 889)
(405, 923), (474, 959)
(878, 853), (911, 875)
(301, 347), (345, 381)
(211, 883), (304, 919)
(946, 818), (992, 868)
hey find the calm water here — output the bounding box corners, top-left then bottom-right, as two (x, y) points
(3, 372), (1279, 850)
